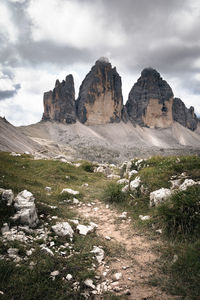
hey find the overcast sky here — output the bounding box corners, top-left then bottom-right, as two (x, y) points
(0, 0), (200, 126)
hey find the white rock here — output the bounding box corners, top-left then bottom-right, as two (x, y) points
(69, 219), (79, 225)
(41, 247), (54, 256)
(172, 254), (178, 263)
(156, 229), (162, 234)
(91, 246), (104, 264)
(45, 186), (51, 192)
(0, 291), (4, 295)
(13, 190), (39, 227)
(94, 207), (99, 212)
(1, 189), (14, 206)
(170, 179), (181, 190)
(150, 188), (172, 207)
(61, 188), (79, 195)
(130, 176), (141, 191)
(82, 183), (89, 187)
(72, 198), (80, 204)
(139, 215), (150, 221)
(51, 270), (60, 277)
(179, 179), (197, 191)
(107, 174), (120, 180)
(84, 279), (95, 289)
(105, 236), (111, 240)
(119, 211), (127, 219)
(77, 222), (98, 235)
(26, 250), (33, 256)
(1, 223), (9, 234)
(113, 272), (122, 281)
(117, 178), (129, 185)
(128, 170), (138, 178)
(52, 222), (74, 238)
(7, 248), (19, 257)
(10, 152), (21, 157)
(65, 176), (70, 180)
(66, 274), (73, 281)
(122, 184), (129, 193)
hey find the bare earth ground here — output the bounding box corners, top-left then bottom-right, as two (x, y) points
(76, 199), (177, 300)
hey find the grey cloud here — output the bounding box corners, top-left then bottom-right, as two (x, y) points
(0, 83), (21, 101)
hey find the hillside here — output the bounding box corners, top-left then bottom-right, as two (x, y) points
(19, 120), (200, 163)
(0, 153), (199, 299)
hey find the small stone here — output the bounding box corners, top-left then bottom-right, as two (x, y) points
(156, 229), (162, 234)
(66, 274), (73, 281)
(61, 188), (79, 195)
(113, 286), (122, 292)
(119, 212), (127, 219)
(72, 198), (80, 204)
(50, 270), (59, 279)
(105, 236), (111, 240)
(1, 223), (9, 234)
(45, 186), (51, 193)
(113, 272), (122, 281)
(139, 215), (150, 221)
(77, 222), (97, 236)
(94, 207), (99, 212)
(26, 250), (33, 256)
(1, 189), (14, 206)
(84, 279), (95, 289)
(172, 254), (178, 263)
(106, 204), (109, 209)
(91, 246), (104, 264)
(52, 222), (74, 238)
(65, 176), (70, 180)
(124, 289), (131, 295)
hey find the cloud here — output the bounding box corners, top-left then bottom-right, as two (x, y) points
(0, 0), (200, 124)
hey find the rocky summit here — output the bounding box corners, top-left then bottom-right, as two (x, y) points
(42, 60), (198, 131)
(126, 67), (198, 130)
(42, 74), (76, 124)
(76, 57), (123, 125)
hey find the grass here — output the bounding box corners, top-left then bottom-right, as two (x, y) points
(0, 152), (109, 299)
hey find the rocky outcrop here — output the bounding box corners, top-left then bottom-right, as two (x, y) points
(126, 68), (198, 131)
(172, 98), (198, 131)
(126, 68), (174, 128)
(42, 75), (76, 124)
(76, 58), (123, 125)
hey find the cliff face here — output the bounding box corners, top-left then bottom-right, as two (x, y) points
(76, 58), (123, 125)
(42, 74), (76, 124)
(172, 98), (198, 131)
(126, 68), (174, 128)
(41, 61), (198, 132)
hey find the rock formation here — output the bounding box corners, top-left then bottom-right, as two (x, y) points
(172, 98), (198, 131)
(42, 74), (76, 124)
(76, 58), (123, 125)
(125, 68), (174, 128)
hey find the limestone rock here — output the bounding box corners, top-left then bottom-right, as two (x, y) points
(77, 222), (98, 235)
(172, 98), (198, 131)
(126, 68), (174, 128)
(130, 176), (141, 191)
(1, 189), (14, 206)
(42, 74), (76, 124)
(90, 246), (104, 264)
(150, 188), (172, 207)
(61, 188), (79, 195)
(76, 58), (123, 125)
(13, 190), (39, 227)
(179, 179), (197, 191)
(51, 222), (74, 238)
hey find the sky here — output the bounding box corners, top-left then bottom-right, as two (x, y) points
(0, 0), (200, 126)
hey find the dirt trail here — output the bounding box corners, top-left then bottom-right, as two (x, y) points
(76, 199), (175, 300)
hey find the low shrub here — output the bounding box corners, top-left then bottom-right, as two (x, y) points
(103, 183), (126, 203)
(81, 161), (95, 173)
(157, 185), (200, 240)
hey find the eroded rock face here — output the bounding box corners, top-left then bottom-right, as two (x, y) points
(172, 98), (198, 131)
(76, 58), (123, 125)
(126, 68), (174, 128)
(42, 74), (76, 124)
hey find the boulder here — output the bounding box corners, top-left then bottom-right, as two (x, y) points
(77, 222), (98, 235)
(130, 176), (141, 191)
(52, 222), (74, 238)
(150, 188), (172, 207)
(117, 178), (129, 185)
(1, 189), (14, 206)
(13, 190), (39, 227)
(90, 246), (104, 264)
(179, 179), (197, 191)
(76, 58), (123, 125)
